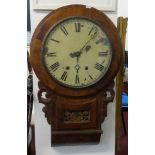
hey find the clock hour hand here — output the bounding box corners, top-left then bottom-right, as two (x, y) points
(85, 45), (91, 53)
(70, 51), (81, 58)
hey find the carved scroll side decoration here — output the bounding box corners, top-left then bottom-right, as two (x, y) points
(100, 80), (115, 122)
(104, 80), (115, 104)
(64, 110), (90, 123)
(38, 81), (56, 125)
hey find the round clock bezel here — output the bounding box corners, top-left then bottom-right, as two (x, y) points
(41, 16), (113, 89)
(30, 4), (122, 97)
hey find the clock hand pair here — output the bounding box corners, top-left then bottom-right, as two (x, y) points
(69, 32), (97, 58)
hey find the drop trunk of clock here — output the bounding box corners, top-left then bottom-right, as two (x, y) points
(38, 80), (115, 144)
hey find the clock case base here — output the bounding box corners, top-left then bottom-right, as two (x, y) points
(38, 81), (115, 145)
(51, 129), (102, 145)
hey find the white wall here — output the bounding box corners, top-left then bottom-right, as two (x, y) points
(117, 0), (128, 17)
(30, 0), (128, 49)
(30, 1), (128, 155)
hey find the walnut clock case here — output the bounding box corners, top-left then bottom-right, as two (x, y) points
(30, 5), (122, 145)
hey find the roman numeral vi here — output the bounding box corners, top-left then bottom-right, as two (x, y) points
(61, 71), (68, 81)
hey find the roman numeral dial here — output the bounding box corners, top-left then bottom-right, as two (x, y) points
(43, 17), (112, 88)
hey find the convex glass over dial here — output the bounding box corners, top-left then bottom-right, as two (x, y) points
(42, 17), (112, 88)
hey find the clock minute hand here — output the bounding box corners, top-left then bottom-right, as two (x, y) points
(79, 32), (97, 54)
(79, 38), (92, 53)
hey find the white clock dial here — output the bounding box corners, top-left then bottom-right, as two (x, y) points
(42, 17), (112, 88)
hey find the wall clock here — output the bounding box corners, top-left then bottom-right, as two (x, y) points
(30, 4), (122, 145)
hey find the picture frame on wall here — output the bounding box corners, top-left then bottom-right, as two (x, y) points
(32, 0), (116, 11)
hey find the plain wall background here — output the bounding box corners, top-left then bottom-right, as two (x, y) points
(29, 0), (128, 155)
